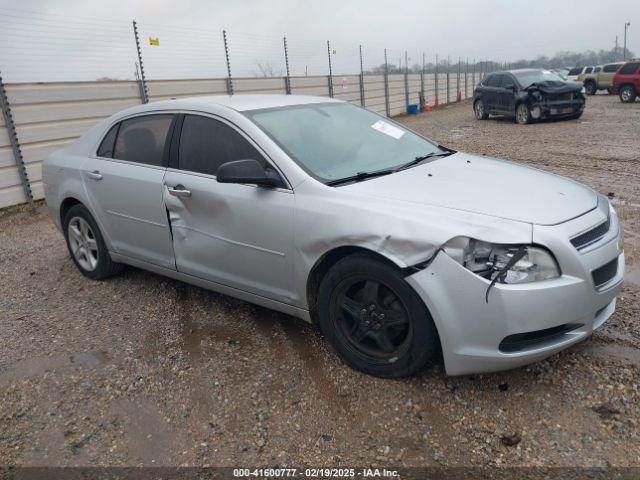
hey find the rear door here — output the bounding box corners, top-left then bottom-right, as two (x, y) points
(82, 113), (177, 269)
(482, 74), (502, 112)
(601, 63), (623, 88)
(497, 73), (517, 113)
(162, 113), (295, 303)
(491, 74), (512, 113)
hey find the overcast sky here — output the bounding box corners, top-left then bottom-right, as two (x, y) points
(1, 0), (638, 81)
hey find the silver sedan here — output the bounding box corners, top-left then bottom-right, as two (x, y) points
(42, 95), (624, 377)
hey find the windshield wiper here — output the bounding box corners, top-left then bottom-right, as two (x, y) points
(394, 149), (454, 172)
(325, 147), (455, 187)
(325, 168), (396, 186)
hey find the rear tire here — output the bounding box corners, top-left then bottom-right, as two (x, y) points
(474, 100), (489, 120)
(619, 85), (637, 103)
(63, 204), (123, 280)
(515, 103), (531, 125)
(584, 81), (597, 96)
(317, 253), (439, 378)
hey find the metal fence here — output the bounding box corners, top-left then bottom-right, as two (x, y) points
(0, 10), (498, 209)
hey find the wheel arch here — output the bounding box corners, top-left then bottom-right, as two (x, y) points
(305, 246), (405, 324)
(59, 196), (84, 226)
(620, 82), (636, 93)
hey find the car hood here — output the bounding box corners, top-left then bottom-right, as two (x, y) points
(343, 152), (597, 226)
(524, 80), (583, 94)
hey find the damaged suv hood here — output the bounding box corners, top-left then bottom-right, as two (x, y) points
(344, 152), (597, 226)
(524, 80), (583, 94)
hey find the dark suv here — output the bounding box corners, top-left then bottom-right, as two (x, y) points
(612, 60), (640, 102)
(473, 69), (585, 124)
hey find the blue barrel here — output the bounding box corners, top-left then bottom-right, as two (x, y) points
(407, 104), (419, 115)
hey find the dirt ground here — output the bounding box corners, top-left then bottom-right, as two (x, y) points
(1, 94), (639, 470)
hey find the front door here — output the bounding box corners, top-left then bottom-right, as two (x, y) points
(82, 113), (176, 269)
(163, 114), (294, 304)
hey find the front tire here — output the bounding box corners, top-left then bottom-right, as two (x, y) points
(515, 103), (531, 125)
(584, 81), (597, 96)
(619, 85), (637, 103)
(317, 253), (439, 378)
(474, 99), (489, 120)
(63, 204), (123, 279)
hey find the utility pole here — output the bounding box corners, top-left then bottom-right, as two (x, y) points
(624, 22), (631, 60)
(615, 35), (619, 58)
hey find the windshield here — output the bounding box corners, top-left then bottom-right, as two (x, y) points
(513, 70), (565, 88)
(244, 103), (443, 183)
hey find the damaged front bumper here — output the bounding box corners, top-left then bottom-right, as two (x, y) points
(405, 206), (624, 376)
(530, 99), (584, 120)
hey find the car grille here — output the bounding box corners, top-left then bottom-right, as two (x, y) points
(570, 216), (611, 251)
(592, 258), (618, 289)
(547, 92), (573, 102)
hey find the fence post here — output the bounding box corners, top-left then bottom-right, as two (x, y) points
(223, 30), (234, 95)
(132, 20), (148, 104)
(404, 51), (409, 113)
(419, 52), (425, 111)
(326, 40), (334, 98)
(358, 45), (365, 107)
(465, 58), (469, 99)
(283, 36), (291, 95)
(435, 53), (439, 109)
(446, 56), (450, 104)
(383, 48), (390, 117)
(456, 57), (461, 101)
(0, 73), (34, 210)
(472, 59), (476, 89)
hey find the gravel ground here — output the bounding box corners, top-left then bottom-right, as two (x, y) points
(1, 94), (639, 469)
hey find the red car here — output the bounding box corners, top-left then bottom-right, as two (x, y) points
(612, 60), (640, 103)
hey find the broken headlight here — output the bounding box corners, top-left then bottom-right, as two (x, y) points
(443, 237), (560, 284)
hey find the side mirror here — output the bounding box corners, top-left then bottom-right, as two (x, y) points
(216, 159), (281, 188)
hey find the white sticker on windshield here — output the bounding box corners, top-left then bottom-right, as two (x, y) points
(371, 120), (405, 139)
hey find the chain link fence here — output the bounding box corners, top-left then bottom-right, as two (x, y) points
(0, 9), (502, 209)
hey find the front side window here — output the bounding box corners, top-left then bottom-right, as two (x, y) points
(594, 67), (602, 73)
(619, 62), (639, 75)
(178, 115), (265, 176)
(113, 114), (173, 166)
(584, 67), (593, 74)
(245, 103), (443, 183)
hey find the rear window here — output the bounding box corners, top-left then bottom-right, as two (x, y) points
(603, 64), (622, 73)
(619, 62), (640, 75)
(594, 66), (602, 73)
(113, 114), (173, 167)
(568, 67), (582, 76)
(96, 124), (118, 158)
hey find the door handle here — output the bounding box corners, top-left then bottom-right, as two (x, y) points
(167, 184), (191, 198)
(87, 170), (102, 181)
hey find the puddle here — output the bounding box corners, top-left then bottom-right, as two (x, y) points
(580, 344), (640, 367)
(0, 351), (108, 386)
(625, 263), (640, 290)
(175, 284), (255, 362)
(117, 399), (183, 465)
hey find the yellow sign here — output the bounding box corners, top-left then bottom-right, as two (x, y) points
(149, 37), (160, 46)
(332, 49), (337, 55)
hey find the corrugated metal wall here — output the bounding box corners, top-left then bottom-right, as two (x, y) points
(0, 73), (475, 209)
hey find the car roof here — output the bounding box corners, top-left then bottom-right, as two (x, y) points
(118, 94), (343, 117)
